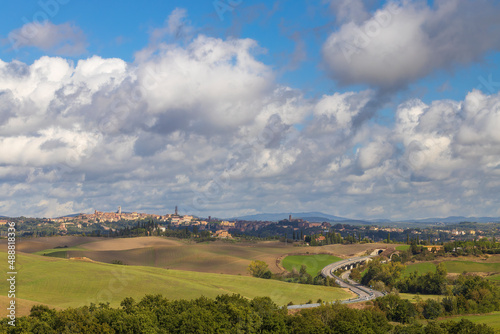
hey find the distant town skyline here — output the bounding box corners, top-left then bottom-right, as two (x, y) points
(0, 0), (499, 219)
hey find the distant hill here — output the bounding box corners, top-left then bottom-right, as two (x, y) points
(405, 216), (500, 224)
(229, 213), (500, 225)
(368, 219), (393, 223)
(58, 213), (83, 218)
(229, 212), (352, 222)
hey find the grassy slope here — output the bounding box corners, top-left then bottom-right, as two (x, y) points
(402, 260), (500, 279)
(443, 261), (500, 273)
(487, 274), (500, 281)
(436, 312), (500, 332)
(6, 237), (388, 276)
(396, 245), (410, 251)
(402, 262), (437, 278)
(399, 293), (442, 301)
(0, 251), (352, 314)
(33, 246), (88, 256)
(282, 255), (343, 276)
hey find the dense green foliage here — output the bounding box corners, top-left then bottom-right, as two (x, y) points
(402, 269), (500, 315)
(392, 319), (494, 334)
(397, 263), (448, 295)
(360, 257), (405, 288)
(374, 294), (417, 324)
(444, 274), (500, 314)
(0, 294), (493, 333)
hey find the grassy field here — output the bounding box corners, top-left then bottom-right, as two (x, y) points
(402, 262), (437, 278)
(282, 254), (342, 276)
(436, 312), (500, 332)
(395, 245), (410, 251)
(3, 236), (388, 276)
(33, 246), (88, 259)
(443, 261), (500, 273)
(399, 293), (442, 301)
(34, 246), (88, 256)
(487, 274), (500, 282)
(402, 260), (500, 277)
(0, 251), (352, 317)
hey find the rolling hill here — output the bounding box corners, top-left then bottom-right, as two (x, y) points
(0, 250), (352, 316)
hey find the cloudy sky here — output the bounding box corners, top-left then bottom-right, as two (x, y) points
(0, 0), (499, 219)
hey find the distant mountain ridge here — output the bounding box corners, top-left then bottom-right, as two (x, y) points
(229, 212), (351, 222)
(229, 212), (500, 224)
(404, 216), (500, 224)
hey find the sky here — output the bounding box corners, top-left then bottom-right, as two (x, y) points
(0, 0), (500, 220)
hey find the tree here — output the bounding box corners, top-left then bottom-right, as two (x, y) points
(422, 299), (443, 319)
(248, 260), (272, 278)
(374, 294), (417, 324)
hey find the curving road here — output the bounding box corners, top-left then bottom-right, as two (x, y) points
(321, 256), (384, 301)
(287, 254), (384, 310)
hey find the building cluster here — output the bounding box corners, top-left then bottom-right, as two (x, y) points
(50, 207), (181, 225)
(45, 206), (237, 238)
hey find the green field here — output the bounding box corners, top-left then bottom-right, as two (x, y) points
(487, 274), (500, 282)
(402, 262), (437, 278)
(436, 312), (500, 332)
(0, 251), (351, 312)
(282, 254), (343, 276)
(402, 260), (500, 279)
(396, 245), (410, 251)
(443, 261), (500, 273)
(34, 246), (87, 256)
(399, 293), (442, 301)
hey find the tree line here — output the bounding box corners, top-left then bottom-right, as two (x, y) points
(352, 257), (500, 318)
(0, 294), (493, 333)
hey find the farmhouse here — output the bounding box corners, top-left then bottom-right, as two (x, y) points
(315, 235), (326, 243)
(422, 245), (444, 252)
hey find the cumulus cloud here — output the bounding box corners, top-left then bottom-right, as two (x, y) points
(322, 0), (500, 90)
(0, 28), (310, 217)
(0, 8), (499, 220)
(6, 21), (87, 55)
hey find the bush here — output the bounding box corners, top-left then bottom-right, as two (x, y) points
(374, 294), (417, 324)
(248, 260), (272, 279)
(422, 299), (443, 319)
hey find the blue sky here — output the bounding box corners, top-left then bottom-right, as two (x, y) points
(0, 0), (500, 219)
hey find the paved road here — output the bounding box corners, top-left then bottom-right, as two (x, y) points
(322, 256), (384, 302)
(287, 255), (384, 310)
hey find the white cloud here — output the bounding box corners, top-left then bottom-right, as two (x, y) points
(0, 8), (500, 220)
(322, 0), (500, 89)
(6, 21), (87, 55)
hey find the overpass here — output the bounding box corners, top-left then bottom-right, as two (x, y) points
(322, 256), (373, 273)
(287, 253), (385, 310)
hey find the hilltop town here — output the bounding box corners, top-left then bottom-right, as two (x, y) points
(1, 207), (499, 247)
